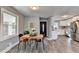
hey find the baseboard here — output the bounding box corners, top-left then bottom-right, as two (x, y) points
(0, 41), (19, 53)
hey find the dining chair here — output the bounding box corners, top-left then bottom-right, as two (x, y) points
(31, 34), (45, 52)
(18, 34), (28, 51)
(18, 34), (23, 51)
(30, 39), (41, 52)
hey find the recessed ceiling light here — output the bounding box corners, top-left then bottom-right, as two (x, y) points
(30, 6), (39, 10)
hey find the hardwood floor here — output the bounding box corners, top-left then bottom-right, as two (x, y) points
(7, 35), (79, 53)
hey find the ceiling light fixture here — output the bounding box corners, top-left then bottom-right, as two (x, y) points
(30, 6), (39, 10)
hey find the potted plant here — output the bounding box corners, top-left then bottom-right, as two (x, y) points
(24, 31), (30, 35)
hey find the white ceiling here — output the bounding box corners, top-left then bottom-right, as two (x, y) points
(14, 6), (79, 18)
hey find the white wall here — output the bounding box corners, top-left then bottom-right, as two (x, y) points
(24, 16), (40, 34)
(0, 8), (1, 39)
(48, 16), (60, 37)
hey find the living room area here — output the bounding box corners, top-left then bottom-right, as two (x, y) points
(0, 6), (79, 53)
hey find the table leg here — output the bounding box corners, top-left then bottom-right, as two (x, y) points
(42, 40), (45, 50)
(36, 41), (38, 50)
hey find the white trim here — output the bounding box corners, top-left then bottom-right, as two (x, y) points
(0, 41), (19, 53)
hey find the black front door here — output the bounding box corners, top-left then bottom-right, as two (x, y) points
(40, 22), (47, 37)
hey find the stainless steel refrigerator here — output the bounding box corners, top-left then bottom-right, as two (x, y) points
(70, 20), (79, 42)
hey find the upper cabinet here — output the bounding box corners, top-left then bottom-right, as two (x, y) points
(59, 20), (71, 26)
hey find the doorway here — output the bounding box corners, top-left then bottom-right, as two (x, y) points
(40, 22), (47, 37)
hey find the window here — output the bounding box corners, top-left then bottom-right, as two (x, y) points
(1, 9), (18, 40)
(3, 13), (17, 36)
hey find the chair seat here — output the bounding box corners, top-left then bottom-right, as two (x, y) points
(36, 39), (41, 42)
(20, 38), (28, 42)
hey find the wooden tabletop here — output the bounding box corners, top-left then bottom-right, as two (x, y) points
(21, 34), (43, 41)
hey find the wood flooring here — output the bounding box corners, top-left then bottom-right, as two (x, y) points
(7, 35), (79, 53)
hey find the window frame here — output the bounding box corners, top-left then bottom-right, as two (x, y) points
(1, 8), (19, 41)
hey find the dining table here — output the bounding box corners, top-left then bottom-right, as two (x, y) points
(20, 34), (44, 51)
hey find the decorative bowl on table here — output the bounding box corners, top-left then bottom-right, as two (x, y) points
(30, 32), (37, 36)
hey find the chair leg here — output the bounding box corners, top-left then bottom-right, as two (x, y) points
(36, 41), (38, 50)
(42, 40), (45, 50)
(31, 40), (36, 52)
(18, 42), (20, 52)
(29, 40), (31, 47)
(24, 42), (26, 51)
